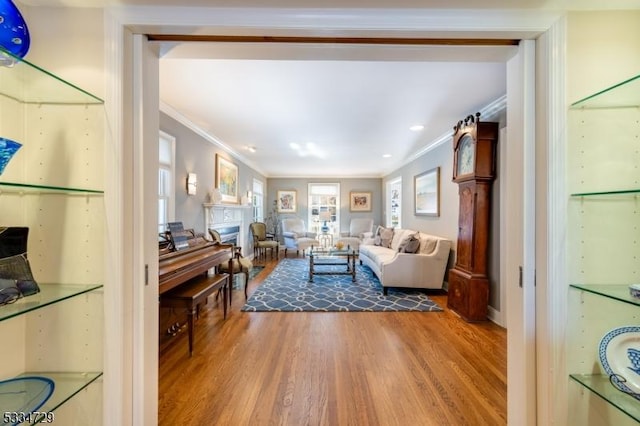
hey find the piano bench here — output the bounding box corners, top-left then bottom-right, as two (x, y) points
(160, 273), (230, 357)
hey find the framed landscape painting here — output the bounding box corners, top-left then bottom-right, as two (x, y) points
(215, 154), (238, 204)
(414, 167), (440, 216)
(277, 190), (297, 213)
(350, 191), (372, 212)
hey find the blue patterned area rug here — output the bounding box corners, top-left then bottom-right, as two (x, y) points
(241, 258), (443, 312)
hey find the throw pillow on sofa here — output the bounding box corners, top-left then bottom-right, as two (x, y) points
(373, 226), (394, 248)
(398, 233), (420, 253)
(403, 234), (420, 253)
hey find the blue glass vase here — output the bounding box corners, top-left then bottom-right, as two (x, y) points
(0, 136), (22, 175)
(0, 0), (30, 63)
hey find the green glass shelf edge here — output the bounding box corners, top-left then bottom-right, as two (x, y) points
(570, 284), (640, 307)
(0, 47), (104, 105)
(570, 72), (640, 109)
(0, 283), (103, 323)
(570, 188), (640, 198)
(8, 371), (103, 423)
(570, 374), (640, 423)
(0, 181), (104, 195)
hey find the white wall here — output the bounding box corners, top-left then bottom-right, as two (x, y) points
(23, 6), (105, 98)
(567, 11), (640, 102)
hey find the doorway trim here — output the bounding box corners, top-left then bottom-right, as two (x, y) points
(104, 6), (563, 425)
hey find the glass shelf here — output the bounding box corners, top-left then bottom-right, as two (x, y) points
(570, 374), (640, 422)
(570, 188), (640, 198)
(0, 181), (103, 195)
(0, 47), (103, 105)
(0, 283), (103, 323)
(1, 372), (103, 423)
(570, 284), (640, 307)
(570, 72), (640, 110)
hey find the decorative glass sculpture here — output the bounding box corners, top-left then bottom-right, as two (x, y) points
(0, 137), (21, 175)
(0, 0), (30, 65)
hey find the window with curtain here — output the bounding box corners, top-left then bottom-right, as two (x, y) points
(308, 183), (340, 235)
(158, 131), (175, 233)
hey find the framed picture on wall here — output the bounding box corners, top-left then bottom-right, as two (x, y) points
(277, 190), (297, 213)
(215, 154), (239, 204)
(414, 167), (440, 216)
(350, 191), (372, 212)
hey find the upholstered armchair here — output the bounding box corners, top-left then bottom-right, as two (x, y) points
(336, 218), (374, 250)
(249, 222), (279, 259)
(281, 218), (319, 257)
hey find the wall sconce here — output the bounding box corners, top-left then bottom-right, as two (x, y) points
(186, 173), (197, 195)
(241, 190), (252, 206)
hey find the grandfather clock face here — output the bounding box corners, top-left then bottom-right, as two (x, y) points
(456, 134), (475, 176)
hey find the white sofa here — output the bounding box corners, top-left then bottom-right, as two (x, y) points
(359, 228), (452, 295)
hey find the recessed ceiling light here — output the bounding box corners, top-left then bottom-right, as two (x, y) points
(383, 154), (392, 158)
(410, 125), (424, 132)
(246, 145), (257, 153)
(290, 142), (324, 158)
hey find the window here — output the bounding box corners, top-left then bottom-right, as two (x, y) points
(308, 183), (340, 235)
(387, 178), (401, 228)
(158, 131), (176, 233)
(252, 178), (264, 223)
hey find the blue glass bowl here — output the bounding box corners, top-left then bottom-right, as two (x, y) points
(0, 137), (22, 175)
(0, 0), (30, 61)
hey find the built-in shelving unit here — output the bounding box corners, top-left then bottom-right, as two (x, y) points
(569, 374), (640, 423)
(0, 181), (104, 195)
(0, 283), (102, 322)
(0, 47), (104, 422)
(567, 72), (640, 424)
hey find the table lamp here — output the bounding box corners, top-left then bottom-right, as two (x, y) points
(319, 211), (331, 233)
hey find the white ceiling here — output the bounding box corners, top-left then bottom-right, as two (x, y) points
(23, 0), (640, 177)
(159, 43), (512, 177)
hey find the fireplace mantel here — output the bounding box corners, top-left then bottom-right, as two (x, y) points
(203, 203), (252, 255)
(203, 203), (251, 210)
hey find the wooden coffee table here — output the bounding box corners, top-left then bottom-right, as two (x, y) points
(308, 246), (358, 282)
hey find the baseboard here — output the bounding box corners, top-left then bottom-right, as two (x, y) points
(488, 305), (504, 327)
(441, 286), (504, 327)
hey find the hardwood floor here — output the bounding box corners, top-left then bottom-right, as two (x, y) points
(158, 255), (507, 425)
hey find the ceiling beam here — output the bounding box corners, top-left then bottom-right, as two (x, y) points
(147, 34), (520, 46)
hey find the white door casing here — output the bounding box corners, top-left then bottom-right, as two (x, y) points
(131, 34), (160, 426)
(506, 39), (537, 425)
(103, 6), (563, 425)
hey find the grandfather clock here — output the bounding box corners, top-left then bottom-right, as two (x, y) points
(448, 112), (498, 322)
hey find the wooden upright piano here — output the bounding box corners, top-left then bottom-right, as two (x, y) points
(159, 236), (233, 355)
(159, 238), (232, 295)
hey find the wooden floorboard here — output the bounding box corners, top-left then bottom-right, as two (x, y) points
(158, 254), (507, 425)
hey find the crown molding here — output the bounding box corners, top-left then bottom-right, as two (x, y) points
(159, 101), (268, 176)
(406, 94), (507, 164)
